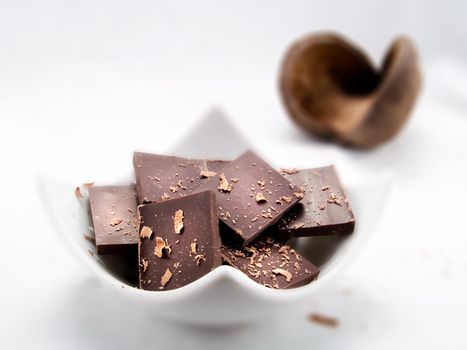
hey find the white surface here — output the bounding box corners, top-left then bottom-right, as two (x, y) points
(1, 1), (467, 349)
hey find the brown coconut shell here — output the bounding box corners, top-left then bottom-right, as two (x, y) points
(280, 32), (422, 148)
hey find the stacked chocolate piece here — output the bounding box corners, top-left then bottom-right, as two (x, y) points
(88, 150), (355, 291)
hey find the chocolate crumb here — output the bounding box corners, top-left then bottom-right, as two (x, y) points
(75, 186), (83, 199)
(191, 242), (197, 253)
(161, 193), (170, 201)
(308, 313), (339, 328)
(280, 196), (292, 204)
(294, 192), (304, 199)
(281, 168), (299, 175)
(235, 228), (244, 236)
(110, 218), (123, 227)
(177, 180), (187, 190)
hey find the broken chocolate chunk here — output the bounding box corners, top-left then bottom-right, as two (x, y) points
(133, 152), (228, 203)
(221, 237), (319, 289)
(194, 150), (303, 246)
(89, 185), (139, 254)
(138, 191), (222, 291)
(279, 165), (355, 238)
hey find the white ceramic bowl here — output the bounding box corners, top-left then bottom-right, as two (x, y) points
(37, 110), (392, 326)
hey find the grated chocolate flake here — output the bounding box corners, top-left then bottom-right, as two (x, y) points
(308, 313), (339, 328)
(272, 268), (292, 282)
(75, 186), (83, 199)
(280, 168), (299, 175)
(154, 236), (171, 258)
(255, 192), (267, 203)
(140, 226), (153, 239)
(194, 254), (206, 266)
(174, 209), (184, 234)
(160, 269), (173, 287)
(294, 192), (304, 199)
(218, 173), (233, 192)
(141, 258), (149, 272)
(110, 218), (123, 227)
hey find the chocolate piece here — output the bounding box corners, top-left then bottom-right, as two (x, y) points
(195, 150), (303, 246)
(221, 237), (319, 289)
(278, 165), (355, 237)
(89, 185), (139, 254)
(138, 191), (222, 291)
(133, 152), (228, 204)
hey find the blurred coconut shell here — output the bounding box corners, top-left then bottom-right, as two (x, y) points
(280, 32), (422, 148)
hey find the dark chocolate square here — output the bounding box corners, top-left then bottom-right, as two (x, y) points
(133, 152), (228, 204)
(221, 237), (319, 289)
(89, 185), (139, 254)
(278, 166), (355, 238)
(138, 191), (222, 291)
(194, 150), (303, 246)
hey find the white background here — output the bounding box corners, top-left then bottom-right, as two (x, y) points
(1, 1), (467, 349)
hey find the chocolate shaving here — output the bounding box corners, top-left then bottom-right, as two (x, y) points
(141, 258), (149, 272)
(110, 218), (123, 227)
(153, 237), (163, 256)
(235, 228), (244, 236)
(308, 313), (339, 328)
(272, 268), (292, 282)
(177, 180), (187, 190)
(140, 226), (153, 239)
(294, 192), (304, 199)
(218, 173), (233, 192)
(255, 192), (267, 203)
(327, 193), (342, 206)
(280, 168), (299, 175)
(160, 269), (172, 287)
(200, 170), (217, 178)
(74, 186), (83, 199)
(194, 254), (206, 266)
(174, 209), (184, 234)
